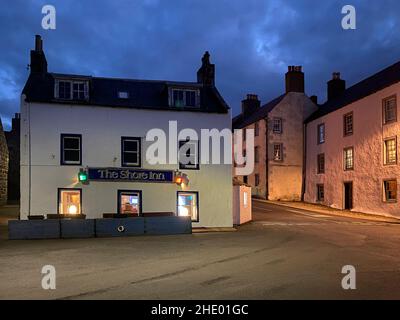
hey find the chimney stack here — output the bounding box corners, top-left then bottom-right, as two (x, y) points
(285, 66), (305, 93)
(30, 35), (47, 74)
(242, 94), (260, 116)
(197, 51), (215, 86)
(327, 72), (346, 101)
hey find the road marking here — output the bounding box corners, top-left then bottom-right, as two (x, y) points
(286, 209), (331, 218)
(261, 222), (320, 226)
(253, 206), (273, 212)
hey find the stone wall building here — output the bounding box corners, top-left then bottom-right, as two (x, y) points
(5, 113), (21, 202)
(233, 66), (317, 200)
(305, 63), (400, 218)
(0, 116), (9, 205)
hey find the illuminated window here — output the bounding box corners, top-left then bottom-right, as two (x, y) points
(121, 137), (141, 167)
(61, 134), (81, 165)
(273, 118), (283, 134)
(384, 138), (397, 165)
(383, 96), (397, 124)
(58, 189), (81, 215)
(179, 140), (199, 170)
(384, 180), (397, 202)
(344, 147), (354, 170)
(243, 192), (248, 208)
(317, 184), (324, 202)
(118, 190), (141, 215)
(177, 192), (199, 222)
(273, 144), (283, 161)
(343, 112), (353, 136)
(317, 153), (325, 174)
(318, 123), (325, 144)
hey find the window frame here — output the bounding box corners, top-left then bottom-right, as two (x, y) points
(60, 134), (82, 166)
(272, 118), (283, 134)
(317, 123), (325, 144)
(273, 143), (283, 162)
(117, 189), (142, 215)
(170, 88), (200, 108)
(57, 188), (82, 215)
(384, 137), (397, 165)
(178, 139), (200, 170)
(317, 184), (325, 202)
(55, 79), (89, 101)
(382, 95), (397, 125)
(343, 112), (354, 137)
(121, 137), (142, 168)
(177, 191), (199, 222)
(383, 179), (397, 203)
(317, 153), (325, 174)
(343, 146), (354, 171)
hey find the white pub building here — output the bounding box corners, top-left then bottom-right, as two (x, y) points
(20, 35), (232, 229)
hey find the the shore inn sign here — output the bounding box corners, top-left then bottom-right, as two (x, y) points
(19, 35), (233, 229)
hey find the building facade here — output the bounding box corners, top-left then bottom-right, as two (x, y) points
(0, 116), (9, 205)
(233, 66), (317, 200)
(305, 64), (400, 218)
(20, 35), (233, 228)
(5, 113), (20, 202)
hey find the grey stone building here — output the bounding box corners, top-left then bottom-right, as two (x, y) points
(0, 116), (9, 205)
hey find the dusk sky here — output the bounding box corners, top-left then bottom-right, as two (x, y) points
(1, 0), (400, 130)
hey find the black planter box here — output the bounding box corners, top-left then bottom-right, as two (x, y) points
(95, 218), (145, 237)
(145, 216), (192, 235)
(8, 220), (60, 240)
(60, 219), (95, 239)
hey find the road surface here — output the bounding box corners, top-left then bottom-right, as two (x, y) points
(0, 201), (399, 299)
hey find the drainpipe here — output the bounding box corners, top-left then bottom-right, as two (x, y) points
(301, 122), (307, 201)
(264, 118), (269, 200)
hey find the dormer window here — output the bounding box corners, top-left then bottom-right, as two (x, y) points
(118, 91), (129, 99)
(170, 88), (199, 108)
(55, 79), (89, 101)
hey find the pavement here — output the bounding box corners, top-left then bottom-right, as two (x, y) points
(0, 202), (400, 300)
(258, 199), (400, 224)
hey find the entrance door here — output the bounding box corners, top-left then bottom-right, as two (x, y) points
(118, 190), (142, 215)
(344, 182), (353, 210)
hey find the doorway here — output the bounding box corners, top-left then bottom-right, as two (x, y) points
(344, 182), (353, 210)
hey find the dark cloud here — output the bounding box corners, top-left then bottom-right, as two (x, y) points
(0, 0), (400, 130)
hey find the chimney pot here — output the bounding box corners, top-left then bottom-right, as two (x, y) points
(35, 35), (43, 52)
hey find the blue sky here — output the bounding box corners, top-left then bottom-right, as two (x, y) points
(1, 0), (400, 130)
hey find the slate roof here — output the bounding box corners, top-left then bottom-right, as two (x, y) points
(22, 72), (229, 114)
(306, 60), (400, 123)
(232, 94), (286, 129)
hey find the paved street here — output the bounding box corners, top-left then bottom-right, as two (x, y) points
(0, 201), (400, 299)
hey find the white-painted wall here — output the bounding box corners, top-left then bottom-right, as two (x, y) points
(20, 97), (233, 228)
